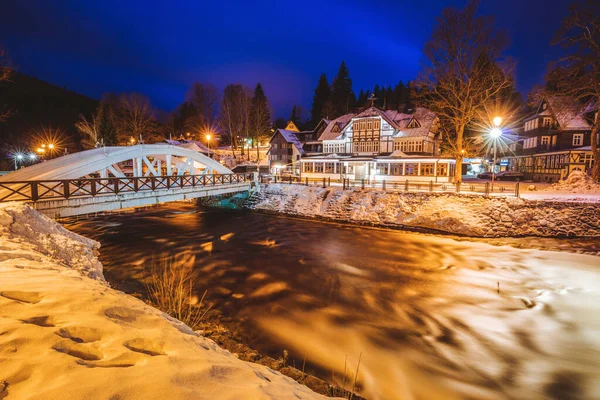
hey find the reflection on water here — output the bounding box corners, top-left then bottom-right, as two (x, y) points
(65, 203), (600, 400)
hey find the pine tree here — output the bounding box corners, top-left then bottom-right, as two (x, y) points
(330, 61), (355, 117)
(356, 89), (366, 108)
(394, 81), (408, 109)
(385, 86), (394, 110)
(310, 74), (331, 127)
(289, 105), (298, 124)
(372, 85), (382, 108)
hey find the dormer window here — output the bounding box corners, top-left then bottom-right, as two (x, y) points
(542, 117), (552, 128)
(407, 118), (420, 128)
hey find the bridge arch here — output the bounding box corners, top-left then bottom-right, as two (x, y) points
(0, 144), (232, 182)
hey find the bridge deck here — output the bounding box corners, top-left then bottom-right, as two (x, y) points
(0, 173), (254, 217)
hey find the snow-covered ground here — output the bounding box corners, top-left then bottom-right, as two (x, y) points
(0, 203), (331, 400)
(519, 171), (600, 203)
(246, 184), (600, 237)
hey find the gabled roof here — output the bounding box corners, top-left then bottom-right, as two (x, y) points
(317, 107), (438, 141)
(269, 129), (305, 154)
(165, 139), (213, 154)
(318, 114), (355, 141)
(535, 96), (591, 131)
(284, 121), (300, 132)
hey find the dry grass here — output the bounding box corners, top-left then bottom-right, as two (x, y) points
(145, 256), (210, 329)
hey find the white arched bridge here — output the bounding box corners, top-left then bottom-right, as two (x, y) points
(0, 144), (257, 217)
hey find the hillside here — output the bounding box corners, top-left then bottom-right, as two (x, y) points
(0, 71), (98, 162)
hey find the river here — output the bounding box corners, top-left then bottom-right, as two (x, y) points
(65, 203), (600, 400)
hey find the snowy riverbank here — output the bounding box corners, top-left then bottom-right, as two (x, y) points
(243, 184), (600, 237)
(0, 203), (330, 400)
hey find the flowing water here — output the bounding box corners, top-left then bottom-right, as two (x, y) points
(65, 203), (600, 400)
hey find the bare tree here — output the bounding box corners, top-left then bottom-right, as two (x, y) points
(118, 93), (156, 145)
(220, 84), (253, 158)
(0, 47), (12, 122)
(185, 82), (219, 136)
(239, 85), (253, 158)
(75, 113), (101, 149)
(550, 0), (600, 181)
(220, 84), (245, 157)
(249, 83), (271, 162)
(415, 0), (515, 182)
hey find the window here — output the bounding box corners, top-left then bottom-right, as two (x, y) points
(421, 163), (435, 176)
(573, 134), (583, 146)
(314, 163), (323, 173)
(542, 117), (552, 128)
(405, 163), (417, 175)
(325, 162), (335, 173)
(303, 163), (312, 173)
(437, 163), (448, 176)
(541, 136), (550, 146)
(393, 141), (401, 151)
(376, 163), (389, 175)
(390, 163), (403, 175)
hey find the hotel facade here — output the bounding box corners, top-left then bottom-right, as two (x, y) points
(299, 107), (456, 183)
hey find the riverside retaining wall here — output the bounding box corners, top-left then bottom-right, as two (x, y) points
(235, 184), (600, 238)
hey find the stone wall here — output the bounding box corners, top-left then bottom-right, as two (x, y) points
(238, 184), (600, 237)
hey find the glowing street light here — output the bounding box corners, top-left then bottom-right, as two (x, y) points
(48, 143), (55, 150)
(29, 153), (37, 160)
(490, 116), (503, 191)
(205, 133), (212, 150)
(14, 153), (24, 170)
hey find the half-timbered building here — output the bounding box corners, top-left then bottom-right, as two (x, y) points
(506, 97), (598, 182)
(301, 106), (456, 182)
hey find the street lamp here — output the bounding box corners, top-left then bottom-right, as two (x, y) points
(205, 133), (212, 150)
(490, 116), (503, 191)
(14, 153), (23, 170)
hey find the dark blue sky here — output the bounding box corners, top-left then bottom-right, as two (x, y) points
(1, 0), (570, 118)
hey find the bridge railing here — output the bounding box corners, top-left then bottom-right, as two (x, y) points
(0, 173), (253, 203)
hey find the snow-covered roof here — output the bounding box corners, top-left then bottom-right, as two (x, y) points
(271, 129), (305, 154)
(165, 139), (213, 154)
(389, 150), (409, 157)
(318, 107), (437, 141)
(544, 96), (591, 131)
(318, 114), (355, 141)
(392, 108), (437, 138)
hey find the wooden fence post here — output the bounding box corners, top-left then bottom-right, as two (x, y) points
(31, 182), (38, 202)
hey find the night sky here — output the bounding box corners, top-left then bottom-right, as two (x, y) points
(1, 0), (570, 118)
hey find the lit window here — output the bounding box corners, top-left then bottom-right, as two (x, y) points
(573, 134), (583, 146)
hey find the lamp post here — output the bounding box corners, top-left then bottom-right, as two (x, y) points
(14, 154), (23, 170)
(490, 116), (503, 192)
(205, 133), (212, 150)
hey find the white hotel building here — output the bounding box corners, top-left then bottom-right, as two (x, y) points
(300, 107), (457, 183)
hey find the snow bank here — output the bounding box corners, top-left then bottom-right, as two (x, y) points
(0, 203), (330, 400)
(245, 184), (600, 237)
(544, 170), (600, 194)
(0, 203), (104, 280)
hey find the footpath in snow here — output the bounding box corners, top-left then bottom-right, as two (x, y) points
(0, 203), (330, 400)
(243, 184), (600, 237)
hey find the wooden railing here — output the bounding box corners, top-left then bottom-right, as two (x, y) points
(0, 173), (253, 203)
(262, 176), (521, 197)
